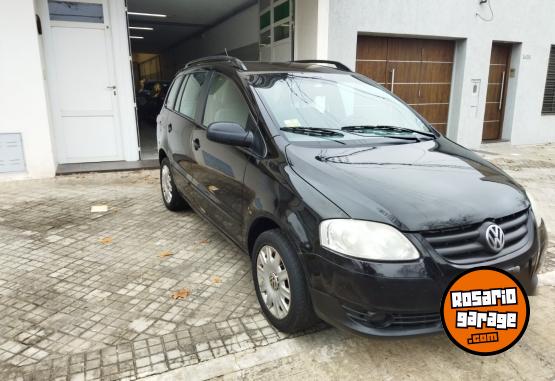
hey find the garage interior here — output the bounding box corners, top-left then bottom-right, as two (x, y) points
(127, 0), (292, 160)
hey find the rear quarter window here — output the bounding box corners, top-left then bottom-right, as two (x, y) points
(165, 75), (184, 110)
(176, 72), (208, 119)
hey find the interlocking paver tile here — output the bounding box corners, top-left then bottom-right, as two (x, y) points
(0, 170), (288, 380)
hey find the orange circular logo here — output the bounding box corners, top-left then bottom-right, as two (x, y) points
(441, 267), (529, 356)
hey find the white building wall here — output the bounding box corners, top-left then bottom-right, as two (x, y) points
(294, 0), (329, 61)
(319, 0), (555, 148)
(0, 0), (56, 180)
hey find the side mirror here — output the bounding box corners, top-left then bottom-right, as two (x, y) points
(207, 122), (253, 147)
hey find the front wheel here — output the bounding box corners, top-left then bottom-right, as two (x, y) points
(252, 229), (318, 333)
(160, 158), (188, 211)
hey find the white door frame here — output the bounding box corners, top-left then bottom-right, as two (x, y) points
(37, 0), (127, 164)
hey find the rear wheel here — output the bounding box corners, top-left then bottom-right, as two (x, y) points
(252, 229), (318, 333)
(160, 158), (187, 211)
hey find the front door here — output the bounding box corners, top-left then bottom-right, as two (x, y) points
(483, 43), (512, 141)
(190, 72), (251, 242)
(46, 0), (123, 163)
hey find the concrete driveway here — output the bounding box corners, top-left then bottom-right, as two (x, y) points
(0, 143), (553, 380)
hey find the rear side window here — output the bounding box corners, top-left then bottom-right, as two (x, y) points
(165, 75), (184, 110)
(203, 73), (250, 129)
(177, 72), (208, 119)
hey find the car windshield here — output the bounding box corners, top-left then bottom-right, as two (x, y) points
(250, 72), (432, 143)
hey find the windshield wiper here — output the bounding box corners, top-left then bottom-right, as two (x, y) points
(341, 125), (436, 138)
(280, 127), (344, 137)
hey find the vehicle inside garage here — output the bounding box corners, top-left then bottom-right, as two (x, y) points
(126, 0), (293, 160)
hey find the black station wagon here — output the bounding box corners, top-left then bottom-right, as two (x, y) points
(157, 56), (547, 336)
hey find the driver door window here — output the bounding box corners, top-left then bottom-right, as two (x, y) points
(202, 73), (264, 155)
(203, 74), (250, 129)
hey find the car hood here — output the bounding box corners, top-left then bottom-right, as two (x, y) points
(285, 137), (529, 231)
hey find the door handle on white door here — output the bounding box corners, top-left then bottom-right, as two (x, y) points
(106, 85), (117, 89)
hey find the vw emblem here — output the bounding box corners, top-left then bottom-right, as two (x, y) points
(485, 224), (505, 253)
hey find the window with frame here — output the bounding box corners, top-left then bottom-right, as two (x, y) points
(542, 46), (555, 114)
(176, 72), (208, 119)
(165, 75), (184, 111)
(48, 1), (104, 23)
(203, 74), (250, 129)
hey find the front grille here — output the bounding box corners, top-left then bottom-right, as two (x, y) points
(343, 305), (441, 329)
(421, 208), (531, 264)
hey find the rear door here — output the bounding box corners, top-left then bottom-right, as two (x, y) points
(167, 71), (210, 199)
(188, 72), (253, 242)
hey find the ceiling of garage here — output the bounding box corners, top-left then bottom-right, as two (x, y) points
(127, 0), (257, 53)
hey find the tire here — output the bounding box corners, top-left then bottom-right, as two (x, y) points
(252, 229), (318, 333)
(160, 158), (188, 211)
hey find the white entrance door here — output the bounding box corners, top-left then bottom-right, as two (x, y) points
(47, 0), (123, 163)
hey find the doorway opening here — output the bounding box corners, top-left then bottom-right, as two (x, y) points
(126, 0), (293, 160)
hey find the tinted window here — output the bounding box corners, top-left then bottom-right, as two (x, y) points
(48, 1), (103, 23)
(203, 74), (250, 129)
(165, 75), (184, 110)
(177, 72), (208, 119)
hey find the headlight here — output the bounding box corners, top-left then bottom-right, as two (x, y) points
(319, 219), (420, 261)
(527, 193), (542, 226)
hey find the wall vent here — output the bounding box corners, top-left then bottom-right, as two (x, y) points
(0, 133), (26, 173)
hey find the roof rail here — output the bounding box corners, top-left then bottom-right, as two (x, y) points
(293, 60), (351, 72)
(185, 55), (248, 71)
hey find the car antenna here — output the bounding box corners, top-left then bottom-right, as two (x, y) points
(224, 48), (229, 57)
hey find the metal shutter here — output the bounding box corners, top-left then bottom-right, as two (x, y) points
(542, 46), (555, 114)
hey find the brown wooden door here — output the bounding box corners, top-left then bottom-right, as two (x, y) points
(356, 36), (454, 134)
(482, 44), (511, 141)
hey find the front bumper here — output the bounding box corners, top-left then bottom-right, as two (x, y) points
(304, 221), (548, 337)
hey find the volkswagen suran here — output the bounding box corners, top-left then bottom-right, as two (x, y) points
(157, 56), (548, 336)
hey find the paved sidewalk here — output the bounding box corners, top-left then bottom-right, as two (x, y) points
(0, 142), (553, 380)
(0, 172), (312, 380)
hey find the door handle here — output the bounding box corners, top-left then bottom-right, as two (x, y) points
(499, 71), (506, 111)
(168, 123), (172, 133)
(193, 138), (200, 150)
(106, 85), (117, 89)
(390, 68), (396, 94)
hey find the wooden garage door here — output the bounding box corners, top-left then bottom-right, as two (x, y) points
(356, 36), (455, 134)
